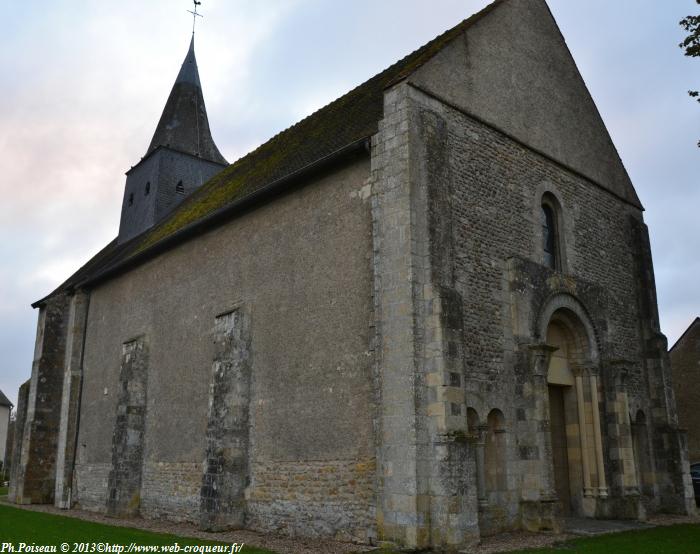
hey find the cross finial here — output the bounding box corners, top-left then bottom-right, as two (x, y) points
(187, 0), (203, 35)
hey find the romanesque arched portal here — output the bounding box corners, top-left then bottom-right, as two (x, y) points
(541, 298), (607, 518)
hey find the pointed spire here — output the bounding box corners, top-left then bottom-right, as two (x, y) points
(175, 36), (201, 87)
(146, 37), (227, 165)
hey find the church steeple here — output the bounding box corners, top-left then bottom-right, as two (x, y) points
(146, 37), (227, 165)
(117, 37), (228, 244)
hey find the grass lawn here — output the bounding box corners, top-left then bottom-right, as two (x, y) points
(1, 503), (698, 554)
(0, 504), (276, 554)
(375, 524), (700, 554)
(504, 523), (700, 553)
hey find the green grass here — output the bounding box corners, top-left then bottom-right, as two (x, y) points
(0, 504), (276, 553)
(2, 503), (698, 554)
(507, 523), (700, 553)
(374, 524), (700, 554)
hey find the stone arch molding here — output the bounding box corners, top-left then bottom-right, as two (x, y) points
(536, 293), (600, 365)
(532, 181), (571, 273)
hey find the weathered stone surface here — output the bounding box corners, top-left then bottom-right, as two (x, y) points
(72, 159), (376, 539)
(670, 319), (700, 461)
(9, 0), (694, 548)
(106, 337), (149, 517)
(54, 291), (90, 509)
(13, 294), (71, 504)
(142, 462), (201, 523)
(8, 380), (30, 502)
(73, 462), (110, 512)
(247, 459), (376, 543)
(200, 309), (252, 531)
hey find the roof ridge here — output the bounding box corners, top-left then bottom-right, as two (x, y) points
(130, 0), (506, 250)
(246, 0), (506, 151)
(34, 0), (507, 304)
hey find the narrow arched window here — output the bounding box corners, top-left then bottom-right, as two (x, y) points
(485, 409), (507, 494)
(541, 202), (558, 269)
(128, 192), (134, 207)
(176, 180), (185, 194)
(145, 181), (151, 195)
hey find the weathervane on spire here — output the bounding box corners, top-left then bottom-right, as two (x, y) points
(187, 0), (203, 35)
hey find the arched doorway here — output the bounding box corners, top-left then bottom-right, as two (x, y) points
(545, 307), (600, 516)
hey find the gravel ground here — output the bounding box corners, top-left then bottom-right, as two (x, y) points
(3, 499), (700, 554)
(468, 530), (573, 553)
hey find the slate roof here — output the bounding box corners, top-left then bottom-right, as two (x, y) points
(0, 389), (12, 408)
(146, 37), (227, 166)
(36, 0), (506, 305)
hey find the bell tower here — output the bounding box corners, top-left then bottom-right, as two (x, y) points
(118, 37), (227, 243)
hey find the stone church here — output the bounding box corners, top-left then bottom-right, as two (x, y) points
(8, 0), (695, 550)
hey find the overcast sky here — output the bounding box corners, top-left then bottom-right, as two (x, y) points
(1, 0), (698, 407)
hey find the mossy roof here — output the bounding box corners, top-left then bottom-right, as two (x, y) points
(36, 0), (504, 305)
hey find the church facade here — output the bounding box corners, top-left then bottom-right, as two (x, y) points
(9, 0), (695, 550)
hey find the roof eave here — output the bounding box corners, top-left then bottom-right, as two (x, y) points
(78, 137), (371, 290)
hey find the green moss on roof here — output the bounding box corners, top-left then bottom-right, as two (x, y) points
(131, 0), (503, 256)
(38, 0), (504, 298)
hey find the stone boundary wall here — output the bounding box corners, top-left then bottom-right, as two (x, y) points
(247, 459), (376, 543)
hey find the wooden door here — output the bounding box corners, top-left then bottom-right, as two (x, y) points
(549, 385), (571, 515)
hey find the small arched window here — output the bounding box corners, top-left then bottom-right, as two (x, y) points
(145, 181), (150, 195)
(541, 199), (558, 270)
(128, 192), (134, 206)
(485, 409), (507, 494)
(176, 180), (185, 194)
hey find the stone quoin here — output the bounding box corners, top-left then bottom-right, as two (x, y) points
(9, 0), (695, 550)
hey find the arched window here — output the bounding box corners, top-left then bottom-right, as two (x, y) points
(176, 180), (185, 194)
(145, 181), (151, 195)
(485, 409), (507, 494)
(467, 408), (487, 504)
(632, 410), (653, 493)
(541, 204), (557, 269)
(541, 195), (560, 270)
(128, 192), (134, 206)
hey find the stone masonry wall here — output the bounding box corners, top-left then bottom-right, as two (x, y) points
(106, 338), (149, 517)
(55, 291), (90, 509)
(141, 462), (201, 523)
(200, 309), (252, 531)
(370, 82), (478, 551)
(401, 83), (670, 525)
(247, 459), (376, 543)
(14, 294), (70, 504)
(74, 463), (110, 512)
(76, 159), (375, 537)
(7, 380), (30, 502)
(671, 320), (700, 461)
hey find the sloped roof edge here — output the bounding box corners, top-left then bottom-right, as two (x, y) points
(32, 0), (508, 307)
(0, 389), (13, 408)
(669, 317), (700, 353)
